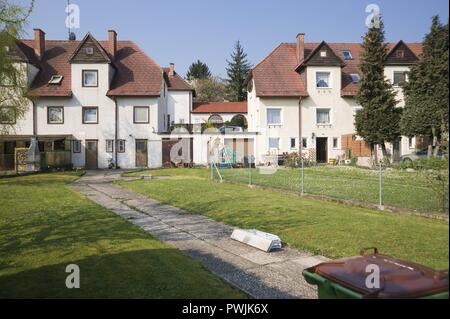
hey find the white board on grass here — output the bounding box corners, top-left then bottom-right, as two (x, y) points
(231, 229), (282, 252)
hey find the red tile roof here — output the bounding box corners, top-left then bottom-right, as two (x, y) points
(162, 68), (194, 92)
(19, 38), (164, 97)
(192, 102), (247, 114)
(248, 41), (422, 98)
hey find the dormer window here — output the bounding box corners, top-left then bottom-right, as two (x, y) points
(48, 75), (63, 85)
(82, 70), (98, 87)
(85, 47), (94, 55)
(320, 51), (327, 57)
(396, 50), (405, 58)
(350, 73), (361, 84)
(342, 50), (353, 60)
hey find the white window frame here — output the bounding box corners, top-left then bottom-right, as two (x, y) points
(268, 137), (280, 150)
(342, 50), (353, 60)
(82, 70), (98, 87)
(392, 71), (408, 87)
(408, 137), (415, 149)
(106, 140), (114, 153)
(333, 137), (339, 149)
(290, 137), (297, 149)
(133, 106), (149, 124)
(72, 140), (81, 153)
(302, 137), (308, 149)
(316, 72), (331, 89)
(266, 108), (282, 126)
(47, 106), (64, 124)
(316, 108), (331, 125)
(117, 140), (126, 153)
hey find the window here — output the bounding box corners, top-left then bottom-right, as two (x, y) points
(134, 106), (149, 123)
(302, 138), (308, 149)
(316, 109), (331, 124)
(290, 138), (296, 149)
(117, 140), (126, 153)
(83, 107), (98, 124)
(48, 75), (63, 85)
(350, 73), (361, 84)
(85, 47), (94, 55)
(267, 108), (281, 125)
(320, 51), (327, 57)
(396, 50), (405, 58)
(316, 72), (330, 88)
(82, 70), (98, 87)
(408, 137), (414, 149)
(333, 137), (339, 149)
(0, 107), (16, 124)
(342, 50), (353, 60)
(106, 140), (114, 153)
(73, 140), (81, 153)
(268, 137), (280, 149)
(393, 71), (407, 86)
(47, 106), (64, 124)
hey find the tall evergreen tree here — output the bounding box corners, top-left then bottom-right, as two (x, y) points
(226, 41), (251, 102)
(355, 18), (401, 159)
(186, 60), (211, 80)
(401, 16), (449, 157)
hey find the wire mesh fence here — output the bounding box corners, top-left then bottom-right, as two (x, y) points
(211, 161), (449, 214)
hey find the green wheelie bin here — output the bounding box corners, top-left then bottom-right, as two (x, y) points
(303, 248), (449, 299)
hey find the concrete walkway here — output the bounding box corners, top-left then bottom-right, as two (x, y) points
(71, 170), (327, 299)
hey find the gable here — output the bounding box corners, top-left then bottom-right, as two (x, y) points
(70, 34), (111, 64)
(385, 41), (419, 65)
(303, 42), (345, 67)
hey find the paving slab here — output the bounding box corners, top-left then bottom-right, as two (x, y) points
(70, 171), (320, 299)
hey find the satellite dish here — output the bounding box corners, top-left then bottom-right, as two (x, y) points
(69, 32), (76, 41)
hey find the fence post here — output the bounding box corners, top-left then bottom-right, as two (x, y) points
(248, 157), (252, 186)
(210, 160), (213, 181)
(378, 161), (384, 210)
(301, 157), (305, 195)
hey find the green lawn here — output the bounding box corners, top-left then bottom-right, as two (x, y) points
(119, 168), (449, 269)
(0, 172), (244, 298)
(214, 166), (448, 213)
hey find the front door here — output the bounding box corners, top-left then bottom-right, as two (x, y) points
(135, 139), (148, 168)
(85, 140), (98, 170)
(316, 137), (328, 163)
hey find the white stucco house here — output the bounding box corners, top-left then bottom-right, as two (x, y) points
(0, 29), (424, 171)
(0, 29), (195, 170)
(244, 34), (423, 164)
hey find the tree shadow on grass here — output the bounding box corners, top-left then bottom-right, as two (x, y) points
(0, 249), (246, 299)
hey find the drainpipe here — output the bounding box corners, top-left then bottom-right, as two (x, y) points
(298, 97), (303, 156)
(114, 97), (118, 169)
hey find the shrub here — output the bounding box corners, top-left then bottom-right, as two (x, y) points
(284, 152), (314, 168)
(396, 157), (449, 170)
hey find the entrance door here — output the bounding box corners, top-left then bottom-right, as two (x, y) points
(393, 141), (401, 163)
(85, 140), (98, 170)
(316, 137), (328, 163)
(135, 139), (148, 168)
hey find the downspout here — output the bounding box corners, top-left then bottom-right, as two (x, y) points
(298, 96), (303, 156)
(114, 96), (118, 169)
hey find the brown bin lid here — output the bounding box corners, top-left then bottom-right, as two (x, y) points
(308, 248), (449, 299)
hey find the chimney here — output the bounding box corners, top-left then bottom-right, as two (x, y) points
(169, 63), (175, 76)
(108, 30), (117, 59)
(296, 33), (305, 63)
(34, 29), (45, 61)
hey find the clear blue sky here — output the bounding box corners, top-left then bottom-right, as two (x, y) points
(21, 0), (449, 78)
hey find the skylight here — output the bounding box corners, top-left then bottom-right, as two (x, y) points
(342, 50), (353, 60)
(48, 75), (63, 85)
(350, 73), (361, 83)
